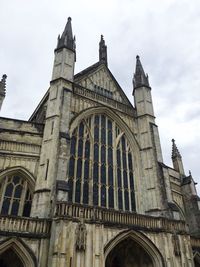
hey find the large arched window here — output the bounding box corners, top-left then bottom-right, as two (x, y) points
(0, 174), (32, 217)
(68, 114), (136, 212)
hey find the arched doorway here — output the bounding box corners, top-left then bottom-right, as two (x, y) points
(106, 237), (153, 267)
(105, 230), (164, 267)
(0, 238), (36, 267)
(0, 248), (24, 267)
(194, 251), (200, 267)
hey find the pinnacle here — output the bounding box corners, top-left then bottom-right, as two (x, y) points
(171, 139), (181, 159)
(133, 55), (149, 89)
(99, 34), (107, 66)
(0, 74), (7, 97)
(56, 16), (75, 51)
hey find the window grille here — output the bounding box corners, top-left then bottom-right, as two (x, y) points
(68, 114), (136, 212)
(0, 175), (32, 217)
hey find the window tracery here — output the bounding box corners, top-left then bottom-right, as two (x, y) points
(0, 175), (32, 217)
(68, 114), (136, 212)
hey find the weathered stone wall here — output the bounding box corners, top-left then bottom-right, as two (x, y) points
(0, 117), (43, 178)
(49, 219), (194, 267)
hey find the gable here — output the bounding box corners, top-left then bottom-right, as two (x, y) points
(29, 89), (49, 123)
(74, 63), (132, 106)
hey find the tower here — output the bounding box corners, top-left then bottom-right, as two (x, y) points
(133, 55), (164, 216)
(52, 17), (76, 81)
(31, 17), (76, 217)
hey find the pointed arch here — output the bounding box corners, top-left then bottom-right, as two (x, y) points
(173, 201), (185, 220)
(194, 251), (200, 267)
(68, 107), (143, 211)
(0, 237), (37, 267)
(0, 167), (35, 217)
(0, 166), (36, 189)
(104, 230), (165, 267)
(69, 106), (140, 150)
(69, 106), (141, 172)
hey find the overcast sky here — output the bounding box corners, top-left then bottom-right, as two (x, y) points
(0, 0), (200, 193)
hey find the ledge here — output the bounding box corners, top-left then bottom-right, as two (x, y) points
(0, 215), (51, 238)
(55, 202), (188, 234)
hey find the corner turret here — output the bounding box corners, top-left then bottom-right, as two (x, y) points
(133, 56), (164, 216)
(52, 17), (76, 81)
(32, 18), (76, 217)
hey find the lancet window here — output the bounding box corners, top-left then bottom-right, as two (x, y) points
(68, 114), (136, 212)
(0, 175), (32, 217)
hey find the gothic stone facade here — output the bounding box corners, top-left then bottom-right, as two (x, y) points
(0, 18), (200, 267)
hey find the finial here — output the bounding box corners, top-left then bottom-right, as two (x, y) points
(133, 55), (150, 89)
(99, 34), (107, 66)
(189, 170), (192, 176)
(2, 74), (7, 81)
(171, 139), (181, 159)
(56, 17), (75, 51)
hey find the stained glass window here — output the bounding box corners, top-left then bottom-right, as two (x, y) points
(75, 180), (81, 203)
(93, 183), (98, 206)
(101, 185), (106, 207)
(83, 182), (89, 204)
(0, 175), (32, 217)
(108, 187), (114, 208)
(68, 114), (136, 211)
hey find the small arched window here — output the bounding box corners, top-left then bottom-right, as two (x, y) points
(68, 114), (136, 212)
(0, 174), (32, 217)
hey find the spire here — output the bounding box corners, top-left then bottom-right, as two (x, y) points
(56, 17), (75, 51)
(133, 55), (150, 89)
(171, 139), (182, 159)
(0, 74), (7, 97)
(99, 35), (107, 66)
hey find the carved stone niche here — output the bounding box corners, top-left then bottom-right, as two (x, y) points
(172, 233), (181, 256)
(56, 180), (69, 201)
(75, 221), (87, 251)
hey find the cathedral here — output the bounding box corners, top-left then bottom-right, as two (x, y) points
(0, 17), (200, 267)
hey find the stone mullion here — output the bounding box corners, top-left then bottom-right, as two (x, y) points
(113, 122), (117, 210)
(18, 180), (27, 216)
(130, 151), (135, 212)
(126, 146), (132, 212)
(89, 116), (94, 206)
(8, 178), (15, 215)
(120, 139), (125, 211)
(105, 118), (108, 209)
(73, 130), (79, 203)
(98, 116), (101, 206)
(98, 115), (102, 206)
(80, 130), (87, 204)
(0, 176), (8, 213)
